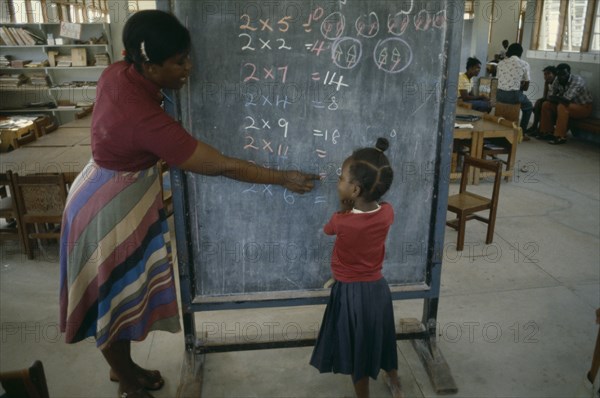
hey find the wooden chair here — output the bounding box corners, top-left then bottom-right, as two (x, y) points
(494, 101), (522, 140)
(11, 173), (68, 259)
(0, 171), (25, 247)
(494, 101), (520, 123)
(446, 156), (502, 251)
(482, 119), (519, 181)
(0, 360), (50, 398)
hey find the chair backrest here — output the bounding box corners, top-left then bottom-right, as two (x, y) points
(494, 102), (520, 123)
(459, 156), (502, 197)
(11, 173), (67, 220)
(0, 360), (50, 398)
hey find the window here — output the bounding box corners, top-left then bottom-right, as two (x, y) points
(591, 0), (600, 50)
(1, 0), (110, 23)
(533, 0), (599, 53)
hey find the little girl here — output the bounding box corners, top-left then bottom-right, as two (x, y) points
(310, 138), (403, 398)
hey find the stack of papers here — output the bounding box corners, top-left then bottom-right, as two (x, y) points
(455, 123), (474, 129)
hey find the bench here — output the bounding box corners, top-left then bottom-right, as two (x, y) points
(570, 117), (600, 144)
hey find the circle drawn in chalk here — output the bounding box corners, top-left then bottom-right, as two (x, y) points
(373, 38), (413, 74)
(331, 37), (363, 70)
(321, 12), (346, 40)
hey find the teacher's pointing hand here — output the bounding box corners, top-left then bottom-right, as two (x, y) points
(283, 171), (321, 194)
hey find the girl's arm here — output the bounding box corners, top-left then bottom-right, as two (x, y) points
(178, 139), (319, 194)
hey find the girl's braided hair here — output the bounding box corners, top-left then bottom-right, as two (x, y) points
(348, 138), (394, 202)
(122, 10), (191, 72)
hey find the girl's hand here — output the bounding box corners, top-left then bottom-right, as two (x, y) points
(340, 199), (354, 212)
(282, 171), (320, 194)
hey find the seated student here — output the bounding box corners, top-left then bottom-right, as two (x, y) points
(526, 65), (556, 137)
(458, 57), (492, 113)
(496, 43), (533, 134)
(538, 63), (593, 145)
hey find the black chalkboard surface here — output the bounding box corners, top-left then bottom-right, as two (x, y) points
(172, 0), (455, 303)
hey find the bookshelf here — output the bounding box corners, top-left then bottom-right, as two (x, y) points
(0, 22), (112, 124)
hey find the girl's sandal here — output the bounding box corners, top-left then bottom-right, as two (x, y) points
(110, 366), (164, 391)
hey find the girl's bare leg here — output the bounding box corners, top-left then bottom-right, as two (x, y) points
(353, 376), (369, 398)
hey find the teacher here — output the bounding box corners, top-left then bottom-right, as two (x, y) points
(59, 10), (318, 398)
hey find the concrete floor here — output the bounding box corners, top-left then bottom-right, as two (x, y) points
(1, 135), (599, 398)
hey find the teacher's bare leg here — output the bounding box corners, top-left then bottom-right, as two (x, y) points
(108, 341), (164, 390)
(102, 340), (154, 397)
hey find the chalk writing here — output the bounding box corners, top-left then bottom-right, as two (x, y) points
(331, 37), (362, 70)
(373, 37), (413, 74)
(355, 12), (380, 38)
(321, 12), (346, 40)
(243, 63), (288, 83)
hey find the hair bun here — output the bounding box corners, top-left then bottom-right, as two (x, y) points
(375, 137), (389, 153)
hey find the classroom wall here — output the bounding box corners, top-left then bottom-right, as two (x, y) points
(487, 0), (520, 58)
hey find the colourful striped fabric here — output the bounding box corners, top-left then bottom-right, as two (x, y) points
(59, 161), (180, 349)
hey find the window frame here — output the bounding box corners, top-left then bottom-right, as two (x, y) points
(532, 0), (600, 53)
(2, 0), (110, 23)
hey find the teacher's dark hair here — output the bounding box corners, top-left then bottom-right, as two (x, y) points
(349, 138), (394, 202)
(122, 10), (191, 71)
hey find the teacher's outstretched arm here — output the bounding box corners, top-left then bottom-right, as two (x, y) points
(179, 139), (320, 194)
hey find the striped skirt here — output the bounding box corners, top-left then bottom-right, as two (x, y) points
(59, 161), (181, 349)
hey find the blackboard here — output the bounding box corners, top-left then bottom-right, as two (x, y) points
(172, 0), (458, 304)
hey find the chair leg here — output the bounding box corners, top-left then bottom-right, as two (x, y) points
(456, 215), (467, 251)
(486, 218), (496, 244)
(22, 226), (34, 260)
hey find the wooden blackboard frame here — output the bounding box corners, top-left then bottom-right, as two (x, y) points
(161, 0), (462, 394)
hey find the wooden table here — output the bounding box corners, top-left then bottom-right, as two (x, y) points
(453, 107), (518, 184)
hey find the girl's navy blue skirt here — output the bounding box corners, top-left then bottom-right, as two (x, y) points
(310, 278), (398, 382)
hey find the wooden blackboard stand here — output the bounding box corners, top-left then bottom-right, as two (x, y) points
(160, 0), (463, 395)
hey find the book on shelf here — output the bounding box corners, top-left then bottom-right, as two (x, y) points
(25, 60), (50, 68)
(28, 73), (49, 86)
(55, 55), (72, 67)
(0, 73), (28, 88)
(0, 26), (41, 46)
(71, 48), (87, 67)
(10, 59), (32, 68)
(94, 53), (111, 66)
(0, 56), (11, 67)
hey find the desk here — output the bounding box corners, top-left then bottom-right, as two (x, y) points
(453, 107), (518, 184)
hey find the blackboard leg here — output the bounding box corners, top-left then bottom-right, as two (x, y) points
(409, 297), (458, 395)
(176, 343), (204, 398)
(411, 338), (458, 395)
